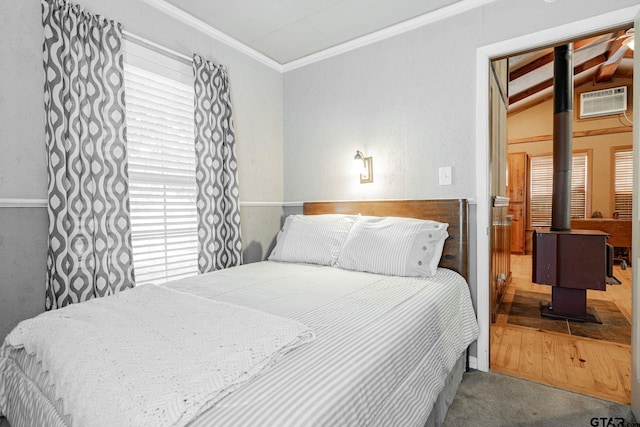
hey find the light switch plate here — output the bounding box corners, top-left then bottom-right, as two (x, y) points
(439, 166), (452, 186)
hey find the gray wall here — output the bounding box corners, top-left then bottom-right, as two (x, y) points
(241, 205), (285, 263)
(0, 209), (48, 340)
(283, 0), (637, 201)
(1, 0), (637, 344)
(282, 0), (639, 360)
(0, 1), (49, 341)
(283, 10), (481, 202)
(0, 0), (284, 340)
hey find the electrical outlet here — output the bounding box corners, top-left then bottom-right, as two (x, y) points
(439, 166), (452, 186)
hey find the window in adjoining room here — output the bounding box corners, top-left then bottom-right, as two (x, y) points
(613, 146), (632, 220)
(123, 41), (198, 285)
(529, 151), (589, 228)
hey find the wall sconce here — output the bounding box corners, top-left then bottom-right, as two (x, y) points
(354, 150), (373, 184)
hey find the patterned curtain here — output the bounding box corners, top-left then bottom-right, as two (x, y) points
(42, 0), (134, 310)
(192, 54), (242, 273)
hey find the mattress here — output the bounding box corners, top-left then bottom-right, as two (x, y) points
(0, 261), (478, 426)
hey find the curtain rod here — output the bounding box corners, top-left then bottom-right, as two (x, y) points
(122, 30), (192, 66)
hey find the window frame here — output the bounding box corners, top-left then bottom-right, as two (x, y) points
(611, 145), (633, 220)
(123, 40), (199, 286)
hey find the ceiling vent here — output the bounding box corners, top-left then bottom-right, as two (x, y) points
(579, 86), (627, 119)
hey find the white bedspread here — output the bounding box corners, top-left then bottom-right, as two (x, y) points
(1, 284), (314, 427)
(165, 262), (479, 426)
(1, 261), (478, 427)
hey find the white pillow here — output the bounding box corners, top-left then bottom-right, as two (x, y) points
(268, 214), (357, 265)
(335, 216), (449, 277)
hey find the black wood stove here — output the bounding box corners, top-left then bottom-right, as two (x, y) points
(531, 44), (610, 323)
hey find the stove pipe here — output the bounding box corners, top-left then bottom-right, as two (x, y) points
(551, 43), (574, 232)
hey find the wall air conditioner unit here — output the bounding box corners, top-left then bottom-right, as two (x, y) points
(579, 86), (627, 119)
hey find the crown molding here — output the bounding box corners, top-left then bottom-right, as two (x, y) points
(282, 0), (496, 72)
(139, 0), (496, 74)
(139, 0), (283, 72)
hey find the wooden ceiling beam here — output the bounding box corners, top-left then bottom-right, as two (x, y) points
(595, 32), (628, 83)
(508, 54), (607, 105)
(506, 30), (634, 109)
(573, 34), (611, 50)
(508, 35), (612, 82)
(507, 93), (553, 116)
(508, 69), (610, 115)
(510, 52), (553, 81)
(576, 54), (609, 73)
(509, 78), (552, 104)
(596, 47), (630, 83)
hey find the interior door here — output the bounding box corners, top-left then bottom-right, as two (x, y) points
(632, 10), (640, 420)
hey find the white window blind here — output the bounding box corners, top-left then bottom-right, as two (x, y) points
(614, 148), (633, 220)
(124, 42), (198, 286)
(529, 153), (588, 227)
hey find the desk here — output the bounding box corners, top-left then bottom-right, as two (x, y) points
(571, 219), (631, 267)
(571, 219), (631, 247)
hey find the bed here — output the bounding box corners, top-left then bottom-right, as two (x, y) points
(0, 199), (479, 427)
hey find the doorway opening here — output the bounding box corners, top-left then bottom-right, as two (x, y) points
(488, 27), (634, 404)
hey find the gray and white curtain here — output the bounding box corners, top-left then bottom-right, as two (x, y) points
(193, 54), (242, 273)
(42, 0), (134, 310)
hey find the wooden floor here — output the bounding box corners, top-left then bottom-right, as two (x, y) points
(490, 254), (632, 404)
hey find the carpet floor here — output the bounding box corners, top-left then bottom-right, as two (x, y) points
(442, 370), (636, 427)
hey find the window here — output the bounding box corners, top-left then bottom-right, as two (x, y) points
(123, 42), (198, 285)
(529, 152), (589, 227)
(613, 147), (633, 219)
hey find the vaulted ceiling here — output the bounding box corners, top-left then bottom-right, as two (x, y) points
(507, 28), (635, 114)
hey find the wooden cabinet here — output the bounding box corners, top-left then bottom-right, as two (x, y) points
(508, 204), (525, 254)
(507, 152), (526, 202)
(508, 152), (527, 254)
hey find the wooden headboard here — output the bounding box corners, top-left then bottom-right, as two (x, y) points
(303, 199), (469, 280)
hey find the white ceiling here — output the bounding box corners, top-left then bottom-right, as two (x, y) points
(162, 0), (468, 65)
